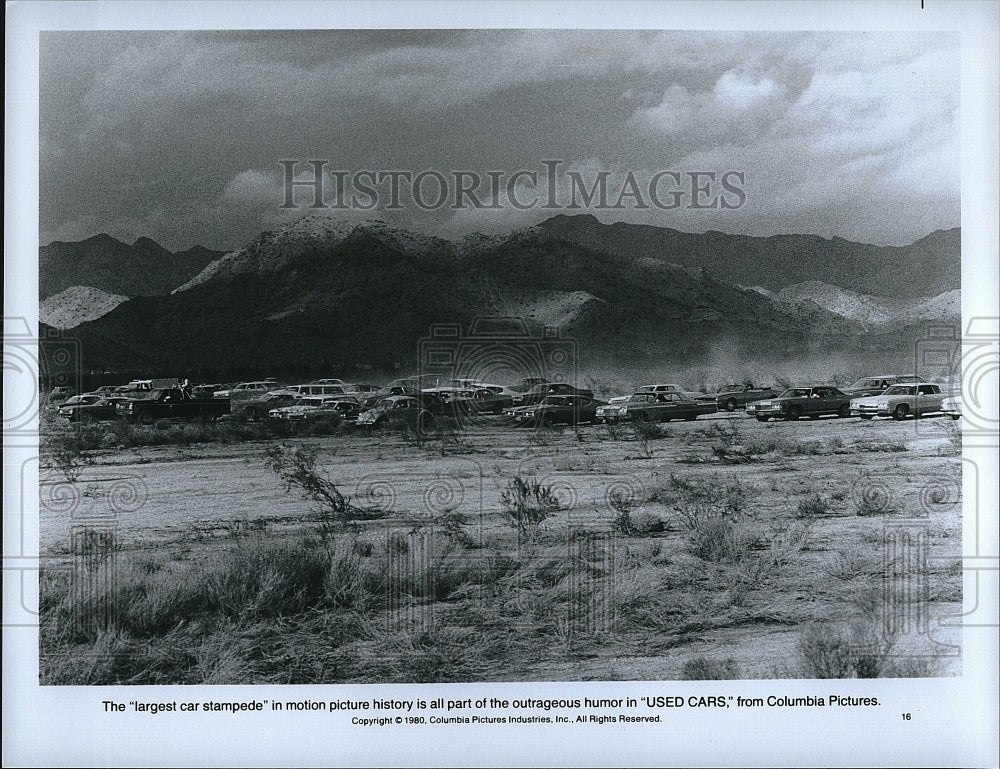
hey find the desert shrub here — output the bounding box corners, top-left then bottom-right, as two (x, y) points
(436, 508), (477, 548)
(499, 476), (561, 534)
(796, 623), (858, 678)
(850, 439), (908, 454)
(42, 427), (96, 481)
(681, 656), (740, 680)
(796, 621), (910, 678)
(686, 516), (746, 562)
(262, 444), (382, 525)
(630, 511), (666, 536)
(796, 493), (831, 518)
(649, 473), (753, 515)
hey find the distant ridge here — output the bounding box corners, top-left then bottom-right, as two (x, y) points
(537, 214), (960, 300)
(39, 235), (226, 299)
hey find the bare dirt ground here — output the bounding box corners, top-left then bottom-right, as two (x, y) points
(39, 411), (963, 683)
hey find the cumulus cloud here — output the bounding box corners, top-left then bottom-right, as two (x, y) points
(39, 30), (960, 250)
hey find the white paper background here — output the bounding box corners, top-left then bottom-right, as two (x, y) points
(4, 2), (998, 766)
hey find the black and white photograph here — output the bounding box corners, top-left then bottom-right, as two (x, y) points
(4, 1), (998, 767)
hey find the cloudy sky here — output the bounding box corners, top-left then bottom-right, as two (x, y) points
(39, 29), (960, 251)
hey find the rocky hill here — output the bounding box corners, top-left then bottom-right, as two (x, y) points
(40, 285), (130, 329)
(749, 281), (960, 331)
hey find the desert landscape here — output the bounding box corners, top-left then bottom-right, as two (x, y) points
(38, 403), (962, 684)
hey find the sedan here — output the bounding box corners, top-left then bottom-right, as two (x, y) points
(513, 395), (604, 426)
(58, 395), (131, 422)
(611, 391), (716, 422)
(749, 386), (852, 422)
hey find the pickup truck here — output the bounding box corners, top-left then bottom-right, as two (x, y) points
(116, 388), (231, 424)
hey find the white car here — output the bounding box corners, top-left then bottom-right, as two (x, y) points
(850, 383), (947, 420)
(941, 394), (962, 420)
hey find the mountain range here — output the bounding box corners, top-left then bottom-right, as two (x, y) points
(39, 234), (224, 300)
(40, 215), (960, 381)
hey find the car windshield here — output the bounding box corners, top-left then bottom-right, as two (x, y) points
(543, 396), (569, 406)
(629, 394), (655, 403)
(779, 389), (812, 399)
(882, 386), (915, 396)
(848, 379), (880, 390)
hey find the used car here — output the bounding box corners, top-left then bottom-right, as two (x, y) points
(696, 382), (779, 412)
(356, 394), (442, 429)
(58, 395), (131, 422)
(510, 382), (594, 407)
(607, 391), (716, 423)
(850, 383), (947, 420)
(748, 386), (852, 421)
(513, 395), (604, 426)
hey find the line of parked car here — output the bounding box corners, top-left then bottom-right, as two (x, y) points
(47, 372), (963, 428)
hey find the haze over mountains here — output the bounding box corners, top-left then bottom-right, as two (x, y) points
(40, 215), (960, 380)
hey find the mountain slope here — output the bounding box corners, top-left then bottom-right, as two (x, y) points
(752, 280), (960, 329)
(40, 286), (130, 329)
(39, 235), (226, 299)
(538, 215), (960, 300)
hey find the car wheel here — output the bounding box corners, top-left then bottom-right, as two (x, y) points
(684, 413), (697, 421)
(79, 413), (95, 424)
(541, 414), (556, 427)
(809, 414), (820, 420)
(138, 411), (154, 426)
(860, 415), (874, 420)
(724, 398), (737, 412)
(242, 406), (257, 421)
(787, 406), (802, 421)
(949, 414), (960, 421)
(838, 405), (850, 418)
(634, 411), (649, 423)
(199, 409), (217, 424)
(893, 404), (909, 420)
(755, 416), (769, 422)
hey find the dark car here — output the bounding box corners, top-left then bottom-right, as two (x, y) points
(747, 386), (852, 422)
(58, 395), (131, 422)
(510, 382), (595, 407)
(513, 395), (604, 426)
(445, 387), (511, 416)
(356, 394), (442, 429)
(610, 391), (716, 422)
(697, 383), (779, 412)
